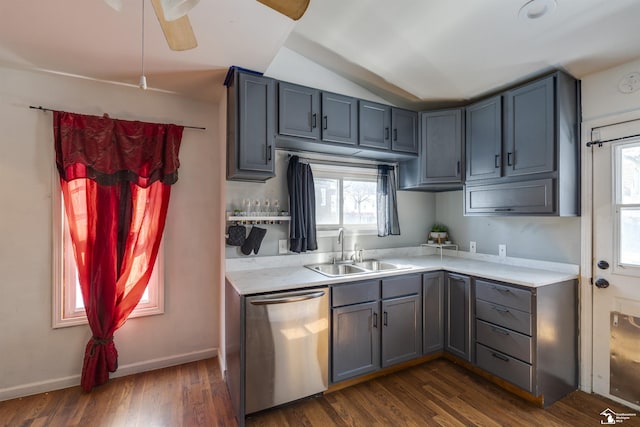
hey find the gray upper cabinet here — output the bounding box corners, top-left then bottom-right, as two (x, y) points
(399, 108), (463, 191)
(278, 81), (320, 140)
(504, 76), (555, 177)
(444, 273), (472, 362)
(321, 92), (358, 145)
(423, 271), (444, 354)
(358, 100), (392, 150)
(465, 71), (579, 216)
(465, 96), (502, 182)
(226, 70), (276, 182)
(392, 108), (419, 154)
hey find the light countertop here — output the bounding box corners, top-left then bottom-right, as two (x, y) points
(226, 254), (579, 295)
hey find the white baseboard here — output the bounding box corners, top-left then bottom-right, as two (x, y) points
(0, 347), (218, 402)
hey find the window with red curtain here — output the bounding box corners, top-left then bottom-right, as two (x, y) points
(53, 111), (183, 392)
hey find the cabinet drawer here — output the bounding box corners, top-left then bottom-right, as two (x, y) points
(476, 343), (533, 393)
(382, 274), (421, 299)
(476, 320), (532, 363)
(476, 299), (532, 335)
(332, 280), (380, 307)
(476, 280), (531, 313)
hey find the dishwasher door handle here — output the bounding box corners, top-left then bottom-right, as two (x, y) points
(249, 290), (326, 305)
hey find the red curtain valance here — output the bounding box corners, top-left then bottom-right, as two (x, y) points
(54, 111), (183, 187)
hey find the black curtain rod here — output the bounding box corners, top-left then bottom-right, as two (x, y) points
(586, 133), (640, 148)
(29, 105), (206, 130)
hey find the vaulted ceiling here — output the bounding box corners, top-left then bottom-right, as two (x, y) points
(1, 0), (639, 107)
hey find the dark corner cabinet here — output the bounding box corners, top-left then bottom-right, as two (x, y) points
(474, 278), (577, 406)
(226, 69), (276, 182)
(399, 108), (464, 191)
(331, 274), (422, 383)
(444, 273), (473, 362)
(464, 71), (580, 216)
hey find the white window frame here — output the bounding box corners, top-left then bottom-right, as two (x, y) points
(311, 163), (378, 234)
(613, 141), (640, 277)
(52, 178), (164, 329)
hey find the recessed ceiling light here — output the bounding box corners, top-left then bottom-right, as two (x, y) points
(518, 0), (557, 20)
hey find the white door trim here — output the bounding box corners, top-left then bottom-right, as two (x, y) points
(580, 111), (640, 394)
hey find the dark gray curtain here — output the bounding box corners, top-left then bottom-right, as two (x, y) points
(377, 165), (401, 237)
(287, 156), (318, 253)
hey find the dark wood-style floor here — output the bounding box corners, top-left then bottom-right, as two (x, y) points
(1, 357), (638, 427)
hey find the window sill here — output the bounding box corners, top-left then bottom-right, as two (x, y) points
(317, 228), (379, 238)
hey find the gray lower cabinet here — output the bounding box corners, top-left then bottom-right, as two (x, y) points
(444, 273), (472, 362)
(399, 109), (463, 191)
(474, 278), (577, 406)
(226, 69), (276, 181)
(331, 274), (422, 383)
(331, 280), (381, 383)
(422, 271), (444, 354)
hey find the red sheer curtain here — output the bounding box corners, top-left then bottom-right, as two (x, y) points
(54, 111), (183, 392)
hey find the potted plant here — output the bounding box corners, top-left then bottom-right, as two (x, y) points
(430, 224), (448, 243)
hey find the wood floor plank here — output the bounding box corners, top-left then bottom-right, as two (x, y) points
(2, 357), (639, 427)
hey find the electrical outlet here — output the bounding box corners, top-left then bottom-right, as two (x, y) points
(469, 241), (476, 253)
(278, 239), (288, 255)
(498, 244), (507, 258)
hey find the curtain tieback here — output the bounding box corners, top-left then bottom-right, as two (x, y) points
(89, 336), (114, 357)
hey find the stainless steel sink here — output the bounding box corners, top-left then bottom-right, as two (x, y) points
(306, 263), (369, 277)
(354, 260), (402, 271)
(305, 259), (409, 277)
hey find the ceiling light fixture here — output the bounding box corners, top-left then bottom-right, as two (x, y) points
(160, 0), (200, 21)
(139, 0), (147, 90)
(518, 0), (557, 20)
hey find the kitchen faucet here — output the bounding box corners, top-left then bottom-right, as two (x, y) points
(336, 227), (346, 263)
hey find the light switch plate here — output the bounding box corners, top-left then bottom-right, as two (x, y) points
(499, 244), (507, 258)
(470, 241), (476, 253)
(278, 239), (288, 254)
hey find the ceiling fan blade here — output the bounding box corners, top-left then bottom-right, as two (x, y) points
(151, 0), (198, 51)
(257, 0), (310, 20)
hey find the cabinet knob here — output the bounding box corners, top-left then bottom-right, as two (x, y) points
(495, 154), (500, 168)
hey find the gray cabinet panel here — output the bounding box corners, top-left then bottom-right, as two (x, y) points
(476, 343), (533, 392)
(505, 76), (555, 177)
(476, 279), (532, 312)
(465, 178), (555, 215)
(332, 280), (380, 307)
(445, 273), (472, 362)
(421, 109), (463, 184)
(359, 100), (391, 150)
(423, 272), (444, 354)
(391, 108), (419, 154)
(382, 294), (422, 367)
(226, 70), (276, 181)
(465, 96), (502, 182)
(476, 319), (533, 364)
(278, 82), (320, 140)
(321, 92), (358, 145)
(332, 301), (380, 382)
(476, 299), (532, 335)
(382, 274), (421, 299)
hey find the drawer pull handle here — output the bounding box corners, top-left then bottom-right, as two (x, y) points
(491, 327), (510, 336)
(492, 352), (510, 362)
(491, 306), (510, 314)
(373, 312), (378, 328)
(492, 286), (511, 293)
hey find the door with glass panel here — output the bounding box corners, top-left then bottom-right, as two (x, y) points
(592, 134), (640, 411)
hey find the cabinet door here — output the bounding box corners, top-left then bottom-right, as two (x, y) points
(321, 92), (357, 145)
(504, 76), (555, 177)
(465, 96), (502, 182)
(464, 178), (555, 215)
(421, 109), (463, 184)
(278, 82), (320, 140)
(391, 108), (419, 154)
(445, 273), (472, 362)
(382, 294), (422, 367)
(228, 72), (276, 180)
(423, 271), (444, 354)
(359, 100), (392, 150)
(332, 301), (380, 382)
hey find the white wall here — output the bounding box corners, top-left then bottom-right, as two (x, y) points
(0, 65), (225, 400)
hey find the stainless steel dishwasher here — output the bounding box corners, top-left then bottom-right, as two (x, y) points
(245, 287), (329, 414)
